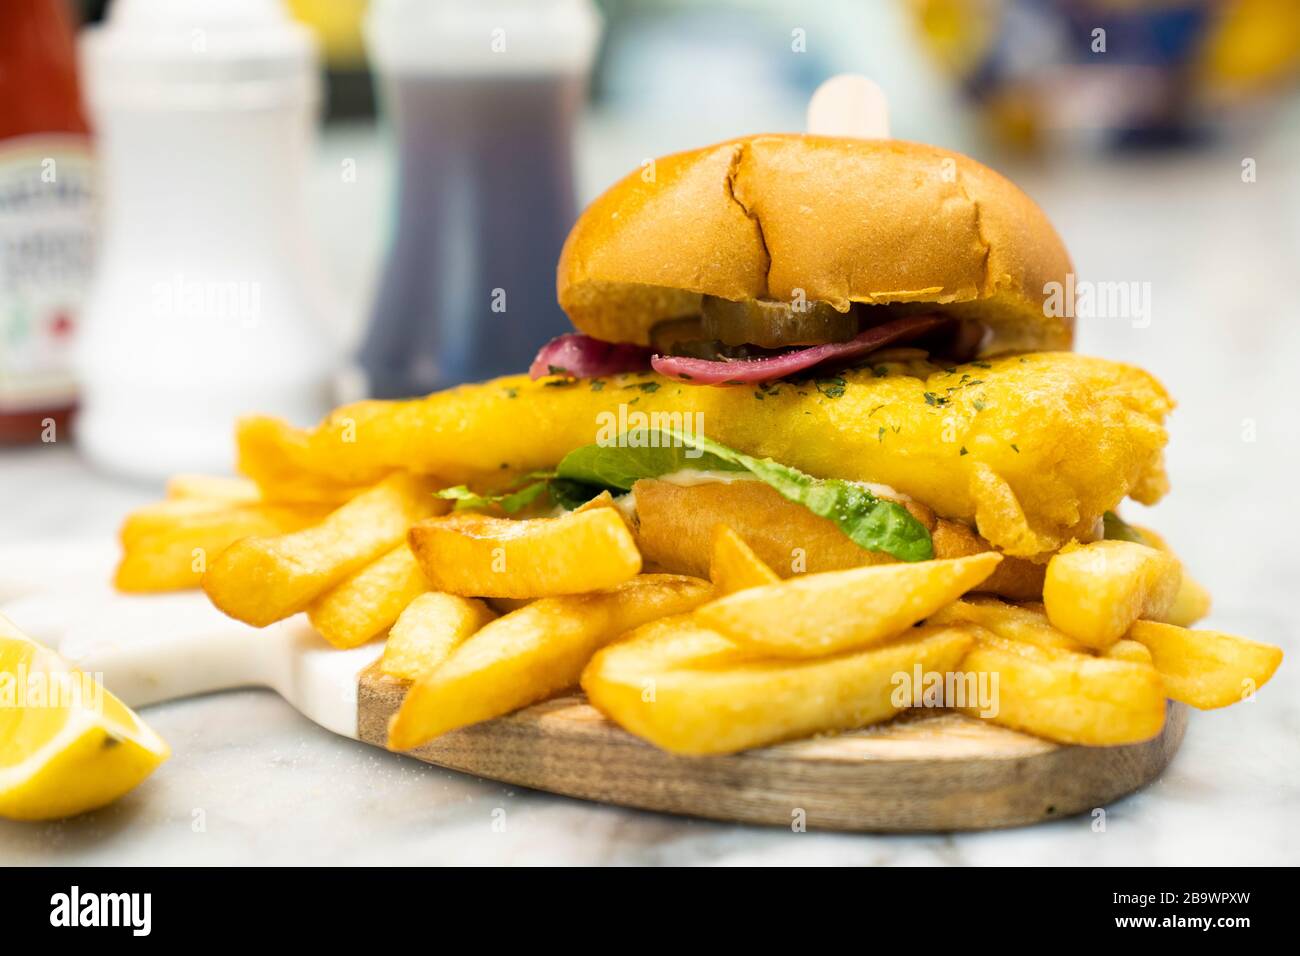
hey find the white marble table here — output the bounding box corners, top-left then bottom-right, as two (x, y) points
(0, 430), (1295, 865)
(2, 116), (1298, 864)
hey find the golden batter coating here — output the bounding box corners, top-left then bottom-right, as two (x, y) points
(237, 351), (1172, 558)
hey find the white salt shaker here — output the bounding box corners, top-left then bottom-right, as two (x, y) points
(76, 0), (338, 480)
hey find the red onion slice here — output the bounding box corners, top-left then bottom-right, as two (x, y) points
(529, 334), (653, 380)
(651, 315), (949, 385)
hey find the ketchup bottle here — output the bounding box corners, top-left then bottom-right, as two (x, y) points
(0, 0), (95, 444)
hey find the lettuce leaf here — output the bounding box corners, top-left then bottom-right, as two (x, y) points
(1102, 510), (1147, 544)
(438, 430), (934, 563)
(436, 481), (549, 515)
(555, 440), (743, 491)
(437, 473), (611, 514)
(555, 429), (933, 562)
(547, 478), (607, 511)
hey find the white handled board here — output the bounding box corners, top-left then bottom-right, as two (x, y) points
(1, 540), (379, 739)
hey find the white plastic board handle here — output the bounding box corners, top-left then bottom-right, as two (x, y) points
(0, 544), (379, 740)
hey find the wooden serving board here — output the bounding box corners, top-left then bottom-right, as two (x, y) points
(358, 663), (1188, 832)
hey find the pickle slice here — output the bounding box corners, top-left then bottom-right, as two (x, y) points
(700, 296), (857, 347)
(648, 317), (707, 354)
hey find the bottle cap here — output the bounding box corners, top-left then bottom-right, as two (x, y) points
(366, 0), (602, 76)
(81, 0), (320, 111)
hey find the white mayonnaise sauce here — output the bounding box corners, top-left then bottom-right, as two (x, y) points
(649, 469), (912, 502)
(612, 491), (638, 524)
(652, 469), (762, 487)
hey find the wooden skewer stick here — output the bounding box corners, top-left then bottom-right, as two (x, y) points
(806, 74), (891, 139)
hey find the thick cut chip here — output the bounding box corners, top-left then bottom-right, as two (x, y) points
(1128, 620), (1282, 709)
(958, 631), (1166, 745)
(1157, 574), (1213, 629)
(122, 499), (257, 547)
(1043, 540), (1181, 648)
(573, 490), (618, 513)
(582, 622), (975, 755)
(388, 574), (712, 750)
(203, 472), (444, 627)
(1131, 525), (1213, 627)
(407, 507), (642, 599)
(928, 597), (1087, 652)
(695, 552), (1001, 657)
(307, 545), (431, 649)
(708, 524), (780, 595)
(115, 503), (326, 593)
(380, 592), (497, 681)
(1105, 639), (1154, 665)
(585, 615), (747, 677)
(165, 474), (261, 503)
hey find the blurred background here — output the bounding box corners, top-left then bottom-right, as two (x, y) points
(2, 0), (1299, 608)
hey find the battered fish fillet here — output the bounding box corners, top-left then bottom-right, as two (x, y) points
(237, 352), (1172, 558)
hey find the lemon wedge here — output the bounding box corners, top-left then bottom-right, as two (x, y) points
(0, 612), (170, 820)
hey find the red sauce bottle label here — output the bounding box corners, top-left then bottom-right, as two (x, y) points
(0, 134), (95, 416)
(0, 0), (94, 442)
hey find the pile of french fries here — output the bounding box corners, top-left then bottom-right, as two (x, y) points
(115, 471), (1282, 756)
